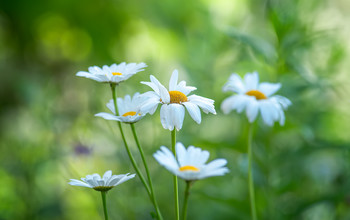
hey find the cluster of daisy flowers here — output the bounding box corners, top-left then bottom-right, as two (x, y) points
(69, 62), (291, 220)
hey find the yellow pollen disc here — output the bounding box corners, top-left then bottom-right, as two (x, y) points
(169, 91), (188, 104)
(245, 90), (267, 100)
(122, 111), (137, 117)
(179, 165), (200, 172)
(112, 72), (123, 76)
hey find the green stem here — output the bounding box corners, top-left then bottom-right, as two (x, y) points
(110, 84), (151, 197)
(171, 129), (180, 220)
(101, 191), (109, 220)
(247, 123), (257, 220)
(130, 124), (163, 220)
(182, 181), (192, 220)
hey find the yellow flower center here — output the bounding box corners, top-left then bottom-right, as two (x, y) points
(179, 165), (200, 172)
(112, 72), (123, 76)
(122, 111), (137, 117)
(169, 91), (188, 104)
(245, 90), (267, 100)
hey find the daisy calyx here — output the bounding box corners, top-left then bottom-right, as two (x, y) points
(221, 71), (292, 126)
(76, 62), (147, 84)
(140, 69), (216, 131)
(69, 170), (135, 192)
(153, 142), (229, 181)
(95, 93), (146, 124)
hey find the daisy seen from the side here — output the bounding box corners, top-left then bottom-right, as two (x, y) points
(69, 170), (135, 192)
(140, 69), (216, 131)
(221, 71), (291, 126)
(153, 142), (229, 181)
(95, 93), (145, 124)
(76, 62), (147, 84)
(69, 171), (135, 220)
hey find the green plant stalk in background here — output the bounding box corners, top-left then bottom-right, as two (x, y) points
(110, 84), (157, 213)
(130, 123), (163, 220)
(247, 123), (257, 220)
(171, 129), (180, 220)
(182, 181), (192, 220)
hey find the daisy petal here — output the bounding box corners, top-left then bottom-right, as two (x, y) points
(246, 99), (259, 123)
(160, 104), (172, 130)
(183, 102), (201, 124)
(69, 179), (92, 188)
(154, 146), (179, 172)
(222, 73), (245, 93)
(258, 82), (281, 97)
(188, 95), (216, 114)
(169, 69), (178, 91)
(176, 142), (188, 167)
(95, 112), (119, 121)
(170, 104), (185, 131)
(244, 72), (259, 91)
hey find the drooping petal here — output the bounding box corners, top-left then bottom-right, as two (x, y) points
(246, 99), (260, 123)
(278, 106), (286, 126)
(188, 95), (216, 115)
(170, 104), (185, 131)
(183, 102), (201, 124)
(160, 104), (172, 130)
(271, 95), (292, 109)
(259, 101), (278, 126)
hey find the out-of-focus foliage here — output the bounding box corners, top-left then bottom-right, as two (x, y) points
(1, 0), (350, 219)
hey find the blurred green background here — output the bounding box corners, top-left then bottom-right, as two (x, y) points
(1, 0), (350, 219)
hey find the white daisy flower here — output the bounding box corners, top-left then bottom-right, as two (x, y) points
(140, 69), (216, 131)
(153, 142), (229, 181)
(221, 71), (291, 126)
(95, 93), (145, 124)
(69, 170), (135, 192)
(76, 62), (147, 84)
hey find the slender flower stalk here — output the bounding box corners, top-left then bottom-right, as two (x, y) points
(130, 124), (163, 220)
(109, 84), (151, 197)
(101, 191), (109, 220)
(171, 130), (180, 220)
(182, 181), (192, 220)
(247, 123), (257, 220)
